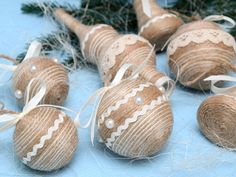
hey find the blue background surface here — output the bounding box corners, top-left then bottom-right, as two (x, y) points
(0, 1), (235, 177)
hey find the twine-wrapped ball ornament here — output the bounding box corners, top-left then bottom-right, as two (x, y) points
(0, 86), (78, 171)
(0, 41), (69, 106)
(14, 107), (78, 171)
(133, 0), (183, 51)
(82, 64), (173, 158)
(54, 8), (173, 92)
(98, 78), (173, 157)
(167, 16), (236, 90)
(197, 75), (236, 149)
(12, 56), (69, 106)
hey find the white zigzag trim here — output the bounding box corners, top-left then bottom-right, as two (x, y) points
(139, 14), (177, 35)
(81, 24), (109, 57)
(22, 112), (65, 165)
(105, 95), (167, 148)
(98, 83), (152, 126)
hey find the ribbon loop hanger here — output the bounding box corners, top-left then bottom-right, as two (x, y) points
(204, 75), (236, 94)
(204, 15), (236, 30)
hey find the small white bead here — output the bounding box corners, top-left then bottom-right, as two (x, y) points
(159, 87), (165, 93)
(30, 65), (37, 73)
(105, 119), (114, 129)
(0, 102), (4, 110)
(15, 90), (23, 99)
(135, 96), (143, 105)
(53, 58), (58, 63)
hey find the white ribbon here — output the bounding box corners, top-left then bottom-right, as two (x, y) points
(142, 0), (152, 18)
(23, 78), (47, 112)
(24, 40), (42, 60)
(0, 78), (46, 132)
(0, 75), (82, 132)
(204, 15), (236, 30)
(204, 75), (236, 94)
(0, 77), (81, 131)
(0, 40), (43, 83)
(0, 54), (17, 72)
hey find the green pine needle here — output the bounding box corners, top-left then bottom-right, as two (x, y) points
(20, 0), (236, 68)
(173, 0), (236, 37)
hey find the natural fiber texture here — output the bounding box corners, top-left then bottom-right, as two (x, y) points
(0, 110), (17, 115)
(133, 0), (182, 51)
(13, 107), (78, 171)
(97, 78), (173, 158)
(53, 8), (167, 88)
(12, 57), (69, 106)
(167, 20), (236, 90)
(197, 92), (236, 149)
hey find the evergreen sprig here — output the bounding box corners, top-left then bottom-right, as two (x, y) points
(173, 0), (236, 37)
(19, 0), (236, 68)
(19, 0), (137, 67)
(21, 0), (137, 33)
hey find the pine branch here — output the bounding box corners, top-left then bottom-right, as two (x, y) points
(16, 31), (93, 68)
(21, 2), (79, 16)
(173, 0), (236, 37)
(20, 1), (137, 68)
(20, 0), (236, 68)
(21, 1), (137, 33)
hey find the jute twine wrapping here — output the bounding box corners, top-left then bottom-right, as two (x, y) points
(97, 78), (173, 158)
(133, 0), (183, 51)
(167, 21), (236, 90)
(54, 9), (166, 87)
(13, 107), (78, 171)
(0, 109), (17, 115)
(12, 57), (69, 106)
(197, 91), (236, 149)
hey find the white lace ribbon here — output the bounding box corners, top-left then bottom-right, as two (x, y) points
(204, 75), (236, 94)
(204, 15), (236, 30)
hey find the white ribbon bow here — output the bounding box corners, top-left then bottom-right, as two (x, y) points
(0, 77), (80, 131)
(0, 40), (42, 73)
(204, 75), (236, 94)
(0, 78), (46, 131)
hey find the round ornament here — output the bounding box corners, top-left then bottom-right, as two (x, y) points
(198, 75), (236, 149)
(167, 16), (236, 90)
